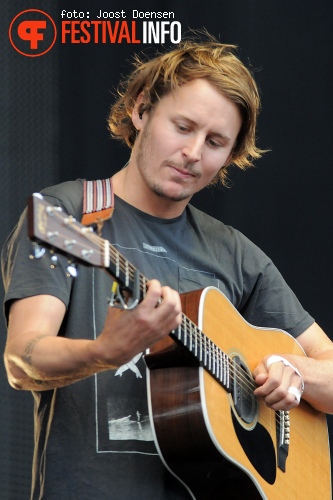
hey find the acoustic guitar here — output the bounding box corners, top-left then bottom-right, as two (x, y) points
(28, 193), (331, 499)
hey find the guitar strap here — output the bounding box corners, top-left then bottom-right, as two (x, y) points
(81, 178), (114, 233)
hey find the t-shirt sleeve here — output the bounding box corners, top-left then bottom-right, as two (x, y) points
(2, 209), (76, 322)
(185, 205), (314, 339)
(1, 181), (84, 322)
(238, 235), (314, 338)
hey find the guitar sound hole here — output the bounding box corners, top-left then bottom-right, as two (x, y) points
(232, 355), (258, 425)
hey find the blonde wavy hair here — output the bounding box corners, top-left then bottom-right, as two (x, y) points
(108, 34), (265, 185)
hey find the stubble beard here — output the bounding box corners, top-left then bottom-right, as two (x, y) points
(135, 124), (199, 203)
(149, 178), (192, 203)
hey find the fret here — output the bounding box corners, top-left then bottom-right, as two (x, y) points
(213, 343), (217, 376)
(214, 344), (218, 376)
(220, 354), (223, 384)
(125, 260), (129, 288)
(210, 343), (214, 374)
(115, 251), (120, 278)
(208, 340), (212, 372)
(221, 352), (228, 388)
(178, 322), (183, 341)
(194, 330), (198, 358)
(199, 330), (203, 362)
(189, 323), (193, 352)
(216, 345), (220, 380)
(218, 353), (223, 383)
(226, 353), (230, 389)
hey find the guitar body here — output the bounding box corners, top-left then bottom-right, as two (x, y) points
(146, 287), (331, 499)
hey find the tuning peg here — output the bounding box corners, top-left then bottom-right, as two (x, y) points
(30, 243), (46, 259)
(50, 254), (58, 268)
(67, 262), (78, 278)
(46, 205), (63, 216)
(46, 231), (59, 241)
(64, 239), (77, 250)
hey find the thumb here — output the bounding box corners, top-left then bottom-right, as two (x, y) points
(252, 360), (269, 386)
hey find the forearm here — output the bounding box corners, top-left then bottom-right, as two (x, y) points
(290, 353), (333, 414)
(5, 334), (117, 391)
(5, 280), (182, 392)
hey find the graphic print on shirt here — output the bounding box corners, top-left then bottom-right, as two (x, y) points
(108, 353), (152, 442)
(114, 352), (143, 379)
(96, 352), (157, 455)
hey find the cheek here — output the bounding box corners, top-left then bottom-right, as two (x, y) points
(202, 154), (224, 178)
(156, 135), (181, 159)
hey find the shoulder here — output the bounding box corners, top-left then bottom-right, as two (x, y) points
(186, 203), (266, 255)
(40, 179), (85, 219)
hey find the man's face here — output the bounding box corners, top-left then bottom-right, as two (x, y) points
(131, 78), (242, 206)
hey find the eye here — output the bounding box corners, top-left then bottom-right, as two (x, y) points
(174, 121), (190, 133)
(207, 137), (222, 148)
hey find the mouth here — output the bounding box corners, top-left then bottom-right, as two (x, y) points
(167, 163), (199, 179)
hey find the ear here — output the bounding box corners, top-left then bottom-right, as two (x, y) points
(132, 92), (146, 131)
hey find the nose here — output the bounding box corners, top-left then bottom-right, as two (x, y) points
(182, 135), (203, 162)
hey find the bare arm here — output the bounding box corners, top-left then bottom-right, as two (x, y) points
(253, 322), (333, 414)
(4, 280), (182, 391)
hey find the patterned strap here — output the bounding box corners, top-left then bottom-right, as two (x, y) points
(81, 178), (114, 226)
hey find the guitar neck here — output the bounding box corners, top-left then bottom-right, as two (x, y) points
(170, 321), (232, 392)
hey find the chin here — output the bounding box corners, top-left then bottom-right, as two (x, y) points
(153, 186), (190, 202)
(151, 180), (193, 202)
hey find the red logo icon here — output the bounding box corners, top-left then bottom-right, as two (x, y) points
(9, 9), (57, 57)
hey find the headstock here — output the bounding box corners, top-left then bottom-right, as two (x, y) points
(28, 193), (110, 269)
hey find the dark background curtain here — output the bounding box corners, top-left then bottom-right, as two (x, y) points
(1, 1), (332, 497)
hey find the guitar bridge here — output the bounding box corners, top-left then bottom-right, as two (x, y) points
(276, 410), (290, 472)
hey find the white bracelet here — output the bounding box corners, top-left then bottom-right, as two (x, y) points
(266, 355), (305, 395)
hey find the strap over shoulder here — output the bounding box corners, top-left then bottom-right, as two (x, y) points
(81, 178), (114, 226)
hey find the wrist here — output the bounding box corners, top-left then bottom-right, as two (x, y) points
(86, 338), (120, 371)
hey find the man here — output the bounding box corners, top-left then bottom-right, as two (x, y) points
(2, 36), (333, 499)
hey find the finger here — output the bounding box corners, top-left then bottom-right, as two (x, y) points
(160, 286), (182, 313)
(155, 287), (182, 329)
(145, 279), (163, 306)
(254, 362), (295, 403)
(261, 371), (302, 409)
(287, 386), (302, 403)
(252, 360), (268, 379)
(254, 361), (284, 396)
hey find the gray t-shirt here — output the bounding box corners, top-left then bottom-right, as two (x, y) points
(2, 179), (314, 499)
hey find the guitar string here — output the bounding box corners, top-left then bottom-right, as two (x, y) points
(51, 211), (285, 426)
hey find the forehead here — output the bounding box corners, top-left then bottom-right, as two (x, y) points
(159, 78), (237, 112)
(156, 78), (242, 134)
